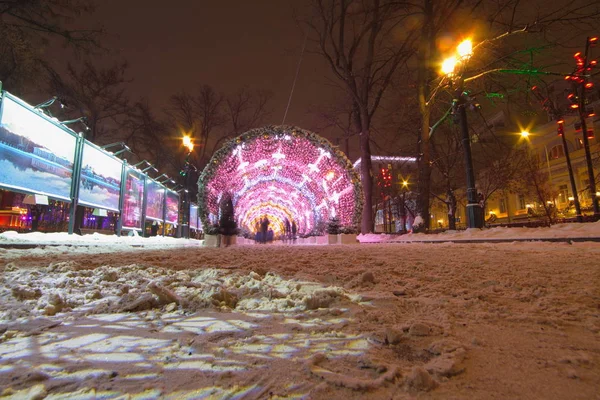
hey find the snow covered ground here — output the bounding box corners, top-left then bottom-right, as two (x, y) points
(0, 225), (599, 399)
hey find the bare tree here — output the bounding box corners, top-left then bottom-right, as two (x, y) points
(429, 119), (465, 229)
(512, 149), (556, 223)
(169, 85), (273, 169)
(305, 0), (418, 233)
(225, 87), (272, 136)
(311, 95), (358, 158)
(169, 85), (226, 168)
(123, 101), (173, 172)
(0, 0), (102, 91)
(207, 87), (272, 157)
(46, 61), (131, 143)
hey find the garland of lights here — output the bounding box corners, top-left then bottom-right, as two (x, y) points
(198, 125), (362, 235)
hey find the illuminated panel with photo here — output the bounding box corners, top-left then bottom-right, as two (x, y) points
(78, 143), (123, 211)
(0, 93), (77, 200)
(190, 204), (199, 229)
(165, 190), (179, 225)
(122, 168), (145, 230)
(145, 179), (165, 221)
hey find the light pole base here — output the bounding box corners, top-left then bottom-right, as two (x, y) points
(466, 203), (484, 229)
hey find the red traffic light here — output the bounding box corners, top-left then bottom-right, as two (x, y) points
(557, 123), (564, 136)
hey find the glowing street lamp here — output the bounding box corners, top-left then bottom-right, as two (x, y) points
(457, 39), (473, 59)
(441, 56), (458, 76)
(181, 133), (195, 239)
(183, 135), (194, 152)
(441, 38), (483, 229)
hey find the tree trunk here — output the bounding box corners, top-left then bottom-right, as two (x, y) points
(415, 0), (434, 232)
(359, 129), (373, 234)
(447, 189), (457, 230)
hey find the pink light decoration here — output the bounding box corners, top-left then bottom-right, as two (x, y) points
(200, 126), (361, 235)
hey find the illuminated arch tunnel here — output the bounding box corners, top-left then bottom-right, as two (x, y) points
(197, 126), (362, 236)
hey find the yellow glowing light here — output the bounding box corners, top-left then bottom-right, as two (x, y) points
(325, 171), (335, 181)
(401, 180), (409, 188)
(457, 39), (473, 59)
(520, 131), (530, 138)
(441, 56), (457, 75)
(489, 211), (495, 215)
(182, 135), (194, 152)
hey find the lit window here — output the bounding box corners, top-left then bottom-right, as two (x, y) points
(518, 194), (526, 210)
(549, 145), (564, 159)
(499, 198), (506, 214)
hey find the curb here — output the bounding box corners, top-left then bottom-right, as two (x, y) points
(359, 237), (600, 244)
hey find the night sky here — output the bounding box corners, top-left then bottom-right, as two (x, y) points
(86, 0), (334, 130)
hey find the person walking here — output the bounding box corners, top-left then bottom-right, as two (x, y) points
(284, 218), (291, 243)
(260, 215), (270, 244)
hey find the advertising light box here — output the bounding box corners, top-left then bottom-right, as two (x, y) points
(190, 204), (199, 229)
(0, 94), (77, 200)
(145, 179), (165, 220)
(122, 168), (145, 229)
(165, 190), (179, 225)
(78, 143), (123, 211)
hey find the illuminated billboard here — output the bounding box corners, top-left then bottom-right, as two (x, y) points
(145, 179), (165, 220)
(0, 93), (77, 200)
(78, 143), (123, 210)
(165, 190), (179, 225)
(190, 204), (199, 229)
(122, 168), (145, 229)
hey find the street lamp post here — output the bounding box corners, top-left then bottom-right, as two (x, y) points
(399, 179), (409, 233)
(530, 86), (584, 222)
(181, 135), (194, 239)
(556, 122), (583, 222)
(442, 39), (484, 229)
(572, 36), (599, 217)
(455, 90), (483, 228)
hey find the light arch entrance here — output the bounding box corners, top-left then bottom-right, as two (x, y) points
(198, 126), (362, 236)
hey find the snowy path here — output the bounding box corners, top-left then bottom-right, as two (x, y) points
(0, 242), (599, 399)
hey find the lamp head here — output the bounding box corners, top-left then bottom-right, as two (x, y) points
(182, 135), (194, 152)
(457, 39), (473, 59)
(441, 56), (457, 75)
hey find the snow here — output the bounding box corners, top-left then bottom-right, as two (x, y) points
(359, 220), (600, 242)
(0, 226), (599, 399)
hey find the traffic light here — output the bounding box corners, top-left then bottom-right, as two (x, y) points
(567, 93), (579, 109)
(557, 120), (564, 136)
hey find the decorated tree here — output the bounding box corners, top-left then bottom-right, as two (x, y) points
(219, 194), (237, 237)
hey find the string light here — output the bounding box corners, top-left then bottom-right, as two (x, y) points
(198, 126), (362, 234)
